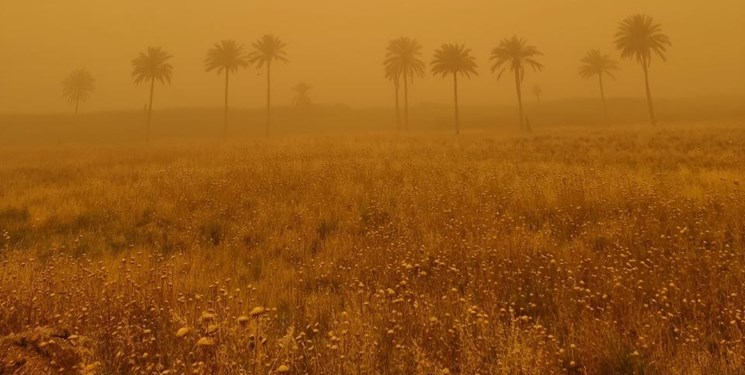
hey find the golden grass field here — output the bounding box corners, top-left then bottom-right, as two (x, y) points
(1, 122), (744, 374)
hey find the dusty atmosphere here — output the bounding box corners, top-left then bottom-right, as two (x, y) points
(1, 1), (745, 374)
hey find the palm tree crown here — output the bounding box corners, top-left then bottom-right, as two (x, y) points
(205, 40), (248, 74)
(248, 34), (288, 68)
(614, 14), (671, 67)
(62, 69), (95, 113)
(490, 35), (544, 80)
(579, 49), (619, 79)
(132, 47), (173, 85)
(431, 43), (478, 78)
(384, 37), (426, 84)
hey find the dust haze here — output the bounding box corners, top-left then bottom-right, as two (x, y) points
(1, 0), (744, 114)
(4, 2), (745, 374)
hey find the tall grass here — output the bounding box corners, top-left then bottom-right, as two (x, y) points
(1, 126), (744, 373)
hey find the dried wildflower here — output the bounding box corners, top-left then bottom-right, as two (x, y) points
(196, 337), (215, 347)
(176, 327), (190, 338)
(250, 306), (266, 317)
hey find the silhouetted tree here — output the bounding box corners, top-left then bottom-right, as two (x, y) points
(249, 35), (288, 136)
(132, 47), (173, 142)
(579, 49), (619, 116)
(292, 82), (313, 109)
(205, 40), (249, 139)
(384, 37), (426, 130)
(615, 14), (671, 126)
(384, 60), (402, 130)
(532, 85), (543, 103)
(431, 43), (478, 135)
(491, 36), (544, 132)
(62, 69), (95, 115)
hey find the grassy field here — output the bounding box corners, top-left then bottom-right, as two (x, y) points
(1, 122), (744, 374)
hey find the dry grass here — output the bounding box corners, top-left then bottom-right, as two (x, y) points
(1, 125), (744, 374)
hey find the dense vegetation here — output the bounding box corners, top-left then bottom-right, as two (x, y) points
(1, 124), (744, 374)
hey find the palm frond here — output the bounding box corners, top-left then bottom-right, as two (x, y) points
(614, 14), (671, 67)
(249, 34), (289, 69)
(205, 40), (248, 74)
(431, 43), (478, 78)
(384, 37), (426, 84)
(579, 49), (620, 79)
(62, 69), (95, 104)
(490, 35), (543, 80)
(132, 47), (173, 85)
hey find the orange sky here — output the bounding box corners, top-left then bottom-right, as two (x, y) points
(1, 0), (744, 113)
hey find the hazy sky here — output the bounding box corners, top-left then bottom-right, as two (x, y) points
(1, 0), (744, 113)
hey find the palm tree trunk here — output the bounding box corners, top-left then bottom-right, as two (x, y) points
(599, 73), (607, 117)
(642, 63), (657, 126)
(453, 72), (460, 135)
(514, 70), (525, 131)
(224, 70), (230, 140)
(147, 77), (155, 143)
(403, 71), (409, 131)
(266, 62), (272, 136)
(394, 81), (401, 131)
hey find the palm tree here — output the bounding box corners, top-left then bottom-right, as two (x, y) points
(291, 82), (313, 109)
(62, 69), (95, 115)
(579, 49), (619, 116)
(132, 47), (173, 142)
(615, 14), (671, 126)
(249, 34), (288, 136)
(532, 85), (543, 103)
(491, 36), (544, 132)
(384, 37), (426, 130)
(384, 61), (401, 130)
(431, 43), (478, 135)
(205, 40), (249, 139)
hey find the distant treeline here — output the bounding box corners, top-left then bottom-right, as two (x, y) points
(1, 96), (743, 145)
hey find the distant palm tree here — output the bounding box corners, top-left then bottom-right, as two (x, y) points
(249, 34), (288, 136)
(205, 40), (249, 139)
(384, 60), (402, 130)
(291, 82), (313, 109)
(579, 49), (619, 116)
(491, 36), (544, 132)
(431, 43), (478, 135)
(532, 85), (543, 103)
(384, 37), (426, 130)
(615, 14), (671, 126)
(132, 47), (173, 142)
(62, 69), (95, 115)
